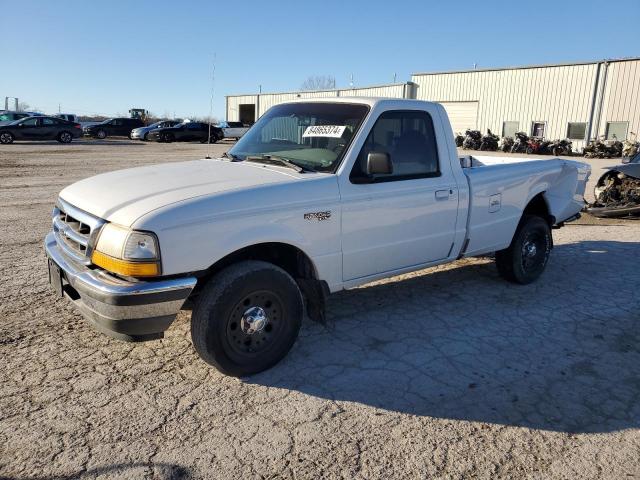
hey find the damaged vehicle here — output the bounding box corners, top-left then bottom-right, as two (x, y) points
(44, 98), (590, 376)
(587, 153), (640, 217)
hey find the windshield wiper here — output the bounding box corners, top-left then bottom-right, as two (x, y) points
(245, 155), (315, 173)
(222, 151), (242, 161)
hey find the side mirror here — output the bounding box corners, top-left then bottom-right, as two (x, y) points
(366, 152), (393, 175)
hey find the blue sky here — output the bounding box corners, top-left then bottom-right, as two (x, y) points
(3, 0), (639, 119)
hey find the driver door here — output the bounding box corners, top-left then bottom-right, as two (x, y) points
(15, 117), (40, 139)
(339, 108), (459, 281)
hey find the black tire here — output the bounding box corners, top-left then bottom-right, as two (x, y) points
(525, 146), (534, 155)
(495, 215), (552, 284)
(143, 132), (149, 141)
(58, 131), (73, 144)
(191, 260), (303, 376)
(128, 132), (133, 140)
(0, 132), (14, 144)
(163, 132), (174, 143)
(96, 129), (107, 139)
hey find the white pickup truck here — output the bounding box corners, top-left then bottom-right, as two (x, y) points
(45, 98), (590, 376)
(217, 121), (250, 140)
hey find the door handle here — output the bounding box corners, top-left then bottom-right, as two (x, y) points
(435, 189), (451, 200)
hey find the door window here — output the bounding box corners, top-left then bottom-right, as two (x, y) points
(20, 117), (38, 126)
(42, 118), (58, 125)
(111, 119), (122, 126)
(350, 110), (439, 182)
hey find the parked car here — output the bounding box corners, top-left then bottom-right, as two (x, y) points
(83, 117), (144, 139)
(0, 111), (31, 126)
(55, 113), (79, 123)
(131, 120), (182, 141)
(146, 121), (222, 143)
(0, 116), (82, 144)
(44, 98), (590, 376)
(217, 121), (250, 139)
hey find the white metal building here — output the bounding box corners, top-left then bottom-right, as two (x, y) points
(412, 58), (640, 151)
(226, 82), (417, 124)
(226, 58), (640, 151)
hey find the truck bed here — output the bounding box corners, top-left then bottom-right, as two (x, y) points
(459, 155), (590, 257)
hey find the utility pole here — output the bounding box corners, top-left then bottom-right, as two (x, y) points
(58, 103), (61, 113)
(393, 73), (397, 83)
(5, 97), (18, 111)
(349, 74), (354, 88)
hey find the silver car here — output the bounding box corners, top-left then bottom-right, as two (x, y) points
(131, 120), (182, 140)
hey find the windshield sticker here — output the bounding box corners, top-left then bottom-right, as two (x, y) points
(302, 125), (346, 138)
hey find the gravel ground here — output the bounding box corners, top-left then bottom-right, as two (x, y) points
(1, 141), (639, 479)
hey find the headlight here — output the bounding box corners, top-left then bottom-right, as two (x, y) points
(92, 223), (160, 277)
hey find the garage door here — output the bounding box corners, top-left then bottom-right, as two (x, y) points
(438, 101), (478, 135)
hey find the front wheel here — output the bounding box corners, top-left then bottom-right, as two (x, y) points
(0, 132), (14, 144)
(495, 215), (552, 284)
(96, 129), (107, 139)
(162, 132), (174, 143)
(191, 260), (303, 376)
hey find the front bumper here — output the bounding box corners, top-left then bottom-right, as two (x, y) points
(44, 231), (197, 341)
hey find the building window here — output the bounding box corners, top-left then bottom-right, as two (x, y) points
(502, 121), (519, 138)
(531, 122), (546, 138)
(567, 122), (587, 140)
(605, 121), (628, 140)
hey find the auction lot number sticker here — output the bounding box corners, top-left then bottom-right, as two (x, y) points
(302, 125), (346, 138)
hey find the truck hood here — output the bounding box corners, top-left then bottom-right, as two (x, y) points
(59, 159), (302, 226)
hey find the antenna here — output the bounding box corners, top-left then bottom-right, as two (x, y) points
(205, 53), (217, 159)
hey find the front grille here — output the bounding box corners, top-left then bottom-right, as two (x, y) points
(52, 199), (105, 265)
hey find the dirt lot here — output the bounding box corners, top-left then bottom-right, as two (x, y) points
(1, 140), (639, 479)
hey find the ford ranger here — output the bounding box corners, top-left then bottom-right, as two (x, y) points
(45, 98), (590, 376)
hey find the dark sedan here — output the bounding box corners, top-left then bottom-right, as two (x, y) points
(83, 117), (144, 139)
(0, 116), (83, 144)
(146, 121), (223, 143)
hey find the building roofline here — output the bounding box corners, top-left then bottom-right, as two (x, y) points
(225, 81), (416, 98)
(411, 57), (640, 76)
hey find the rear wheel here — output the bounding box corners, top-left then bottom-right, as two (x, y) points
(0, 132), (14, 144)
(58, 131), (73, 143)
(191, 260), (303, 376)
(495, 215), (552, 284)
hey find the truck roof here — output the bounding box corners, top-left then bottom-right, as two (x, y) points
(280, 96), (438, 109)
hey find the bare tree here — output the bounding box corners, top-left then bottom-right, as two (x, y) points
(300, 75), (336, 91)
(17, 101), (31, 112)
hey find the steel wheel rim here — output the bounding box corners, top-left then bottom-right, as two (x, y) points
(521, 232), (545, 271)
(225, 290), (284, 357)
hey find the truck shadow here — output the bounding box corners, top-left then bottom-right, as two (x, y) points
(1, 462), (191, 480)
(248, 240), (640, 434)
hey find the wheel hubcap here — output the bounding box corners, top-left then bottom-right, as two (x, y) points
(241, 306), (267, 335)
(521, 235), (544, 271)
(226, 291), (282, 355)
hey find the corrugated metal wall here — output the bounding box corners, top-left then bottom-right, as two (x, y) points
(226, 83), (413, 122)
(412, 63), (600, 150)
(595, 59), (640, 141)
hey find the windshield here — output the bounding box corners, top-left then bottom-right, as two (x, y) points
(228, 103), (369, 172)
